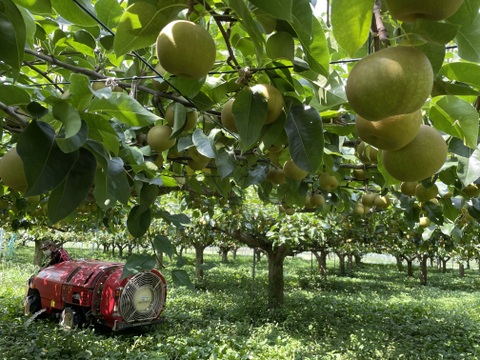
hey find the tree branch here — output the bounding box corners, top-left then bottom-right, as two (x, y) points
(372, 0), (390, 47)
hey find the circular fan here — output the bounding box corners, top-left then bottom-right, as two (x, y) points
(118, 272), (166, 323)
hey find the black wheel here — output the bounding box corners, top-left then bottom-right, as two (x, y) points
(24, 288), (41, 316)
(59, 307), (82, 330)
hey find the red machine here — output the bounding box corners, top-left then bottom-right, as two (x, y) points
(25, 260), (167, 331)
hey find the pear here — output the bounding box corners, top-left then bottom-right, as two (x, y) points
(415, 183), (438, 202)
(385, 0), (464, 22)
(156, 20), (216, 79)
(382, 125), (447, 182)
(283, 160), (308, 180)
(346, 46), (433, 121)
(355, 110), (422, 150)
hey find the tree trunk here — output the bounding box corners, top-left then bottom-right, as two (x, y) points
(33, 239), (43, 266)
(459, 263), (465, 277)
(233, 247), (237, 260)
(418, 254), (428, 285)
(354, 254), (362, 266)
(266, 246), (288, 309)
(194, 245), (205, 279)
(395, 255), (403, 272)
(336, 252), (347, 276)
(406, 259), (414, 277)
(347, 254), (353, 273)
(220, 247), (229, 263)
(313, 249), (329, 278)
(441, 257), (450, 273)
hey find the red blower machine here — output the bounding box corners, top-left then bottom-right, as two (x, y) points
(24, 260), (167, 330)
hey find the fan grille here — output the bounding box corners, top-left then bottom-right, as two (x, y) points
(118, 272), (165, 323)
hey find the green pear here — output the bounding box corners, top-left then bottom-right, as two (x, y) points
(355, 110), (422, 150)
(385, 0), (464, 22)
(346, 46), (433, 121)
(382, 125), (447, 182)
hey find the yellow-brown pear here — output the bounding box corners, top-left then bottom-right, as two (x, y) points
(355, 110), (422, 150)
(382, 125), (447, 182)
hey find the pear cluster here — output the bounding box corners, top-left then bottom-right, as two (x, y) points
(347, 46), (447, 182)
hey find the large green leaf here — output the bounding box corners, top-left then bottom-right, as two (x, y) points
(113, 1), (187, 56)
(455, 14), (480, 62)
(232, 87), (268, 152)
(247, 0), (292, 21)
(56, 120), (88, 153)
(429, 96), (479, 149)
(290, 1), (329, 76)
(228, 0), (266, 65)
(331, 0), (374, 57)
(449, 138), (480, 186)
(285, 106), (323, 173)
(120, 253), (156, 280)
(0, 84), (30, 105)
(94, 0), (123, 29)
(412, 19), (460, 45)
(52, 101), (82, 139)
(48, 148), (96, 223)
(17, 120), (79, 196)
(152, 234), (175, 260)
(440, 62), (480, 89)
(50, 0), (98, 26)
(127, 205), (152, 238)
(192, 129), (216, 159)
(0, 0), (26, 77)
(171, 269), (195, 290)
(68, 73), (94, 111)
(89, 92), (160, 126)
(12, 0), (52, 14)
(82, 113), (120, 155)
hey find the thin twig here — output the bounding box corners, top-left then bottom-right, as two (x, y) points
(373, 0), (390, 46)
(24, 61), (64, 93)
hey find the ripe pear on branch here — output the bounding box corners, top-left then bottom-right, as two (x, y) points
(346, 46), (433, 121)
(382, 125), (447, 182)
(156, 20), (216, 79)
(385, 0), (464, 22)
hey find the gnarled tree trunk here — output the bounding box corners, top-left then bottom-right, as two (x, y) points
(194, 244), (206, 279)
(266, 245), (289, 309)
(418, 254), (428, 285)
(313, 249), (329, 278)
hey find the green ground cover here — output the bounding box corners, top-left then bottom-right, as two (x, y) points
(1, 246), (480, 359)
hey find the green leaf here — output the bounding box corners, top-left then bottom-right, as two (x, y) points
(52, 101), (82, 138)
(0, 84), (30, 105)
(56, 120), (88, 153)
(291, 2), (329, 76)
(94, 0), (123, 29)
(429, 96), (479, 149)
(156, 209), (191, 228)
(192, 129), (216, 159)
(331, 0), (374, 57)
(232, 87), (268, 151)
(89, 92), (160, 127)
(216, 147), (236, 179)
(17, 120), (79, 196)
(412, 19), (460, 45)
(113, 1), (187, 56)
(440, 62), (480, 89)
(127, 205), (152, 238)
(121, 253), (156, 280)
(455, 14), (480, 62)
(0, 0), (26, 77)
(170, 103), (187, 137)
(152, 234), (175, 259)
(68, 73), (94, 111)
(47, 148), (96, 223)
(228, 0), (266, 65)
(12, 0), (51, 14)
(50, 0), (98, 26)
(139, 183), (158, 209)
(285, 106), (323, 173)
(83, 113), (120, 155)
(171, 269), (195, 290)
(247, 0), (292, 21)
(452, 139), (480, 186)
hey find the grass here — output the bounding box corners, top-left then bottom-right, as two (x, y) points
(1, 246), (480, 359)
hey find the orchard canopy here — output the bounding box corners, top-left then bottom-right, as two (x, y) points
(1, 0), (480, 247)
